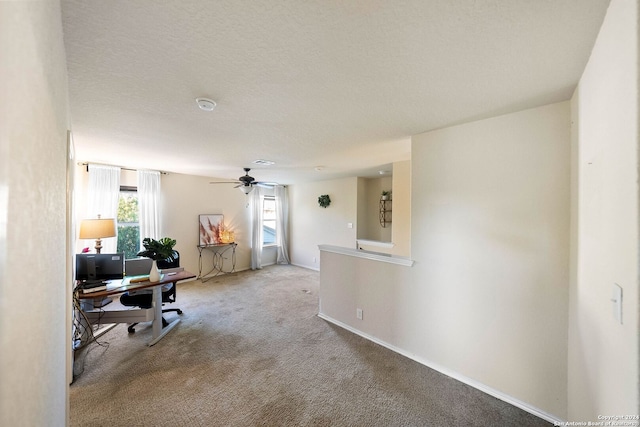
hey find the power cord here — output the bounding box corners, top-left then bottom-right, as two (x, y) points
(71, 285), (111, 381)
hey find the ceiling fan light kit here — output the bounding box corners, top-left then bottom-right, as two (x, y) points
(239, 185), (254, 194)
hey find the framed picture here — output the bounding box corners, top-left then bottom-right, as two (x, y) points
(199, 214), (224, 246)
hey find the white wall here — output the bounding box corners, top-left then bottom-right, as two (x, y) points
(356, 161), (412, 257)
(160, 172), (253, 273)
(0, 1), (70, 426)
(411, 102), (571, 419)
(569, 0), (639, 420)
(289, 177), (358, 269)
(357, 176), (392, 242)
(356, 177), (368, 243)
(317, 103), (572, 421)
(319, 249), (413, 343)
(391, 160), (411, 257)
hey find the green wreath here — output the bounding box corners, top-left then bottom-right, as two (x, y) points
(318, 194), (331, 208)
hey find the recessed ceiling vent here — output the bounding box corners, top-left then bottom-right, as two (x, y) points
(253, 159), (275, 166)
(196, 97), (216, 111)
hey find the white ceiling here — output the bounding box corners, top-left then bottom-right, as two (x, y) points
(61, 0), (610, 185)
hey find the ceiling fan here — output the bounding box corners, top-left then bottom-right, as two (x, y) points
(209, 168), (276, 194)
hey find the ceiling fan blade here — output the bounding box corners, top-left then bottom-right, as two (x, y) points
(255, 182), (276, 188)
(211, 169), (277, 190)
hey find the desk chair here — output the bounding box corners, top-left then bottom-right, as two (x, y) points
(121, 253), (182, 333)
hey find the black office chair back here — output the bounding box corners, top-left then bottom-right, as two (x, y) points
(157, 250), (179, 269)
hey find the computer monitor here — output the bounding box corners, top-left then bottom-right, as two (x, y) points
(75, 253), (125, 282)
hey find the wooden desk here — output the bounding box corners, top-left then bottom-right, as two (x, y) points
(76, 270), (196, 346)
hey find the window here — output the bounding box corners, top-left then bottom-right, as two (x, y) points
(263, 196), (276, 246)
(117, 186), (140, 259)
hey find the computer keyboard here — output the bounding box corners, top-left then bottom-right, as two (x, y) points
(81, 278), (123, 290)
(80, 281), (107, 290)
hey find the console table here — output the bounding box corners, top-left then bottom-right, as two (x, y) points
(197, 243), (237, 281)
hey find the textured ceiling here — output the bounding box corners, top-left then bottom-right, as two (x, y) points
(61, 0), (610, 184)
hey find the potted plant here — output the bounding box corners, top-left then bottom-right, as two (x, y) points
(381, 191), (391, 201)
(137, 237), (178, 282)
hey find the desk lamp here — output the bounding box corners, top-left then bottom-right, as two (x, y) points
(79, 215), (116, 253)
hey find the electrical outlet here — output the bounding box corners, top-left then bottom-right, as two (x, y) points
(356, 308), (363, 320)
(313, 257), (317, 263)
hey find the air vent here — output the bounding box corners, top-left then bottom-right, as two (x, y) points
(252, 159), (275, 166)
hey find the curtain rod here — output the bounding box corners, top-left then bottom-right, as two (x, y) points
(78, 162), (168, 174)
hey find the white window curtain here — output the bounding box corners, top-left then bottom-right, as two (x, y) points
(274, 185), (290, 264)
(137, 170), (161, 244)
(87, 164), (120, 253)
(250, 187), (263, 270)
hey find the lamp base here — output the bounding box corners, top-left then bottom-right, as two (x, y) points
(94, 238), (103, 254)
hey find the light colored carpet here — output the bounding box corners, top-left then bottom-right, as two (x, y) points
(70, 265), (548, 426)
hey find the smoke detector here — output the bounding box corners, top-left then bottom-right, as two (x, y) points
(196, 97), (216, 111)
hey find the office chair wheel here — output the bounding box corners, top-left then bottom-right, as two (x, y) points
(128, 324), (137, 334)
(177, 309), (183, 315)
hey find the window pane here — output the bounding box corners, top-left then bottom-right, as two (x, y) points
(263, 197), (277, 245)
(117, 190), (140, 258)
(118, 225), (140, 259)
(263, 220), (276, 244)
(263, 198), (276, 220)
(118, 192), (138, 222)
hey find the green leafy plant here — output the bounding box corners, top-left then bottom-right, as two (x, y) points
(137, 237), (178, 262)
(318, 194), (331, 208)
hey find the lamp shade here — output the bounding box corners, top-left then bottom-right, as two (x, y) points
(239, 185), (254, 195)
(79, 218), (116, 239)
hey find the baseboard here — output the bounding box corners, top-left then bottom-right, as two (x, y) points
(317, 312), (564, 425)
(291, 262), (319, 271)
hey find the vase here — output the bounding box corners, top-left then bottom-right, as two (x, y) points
(149, 260), (161, 282)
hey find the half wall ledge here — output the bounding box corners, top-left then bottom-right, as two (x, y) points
(318, 244), (414, 267)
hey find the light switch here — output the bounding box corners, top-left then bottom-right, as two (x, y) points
(611, 283), (623, 325)
(347, 222), (353, 229)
